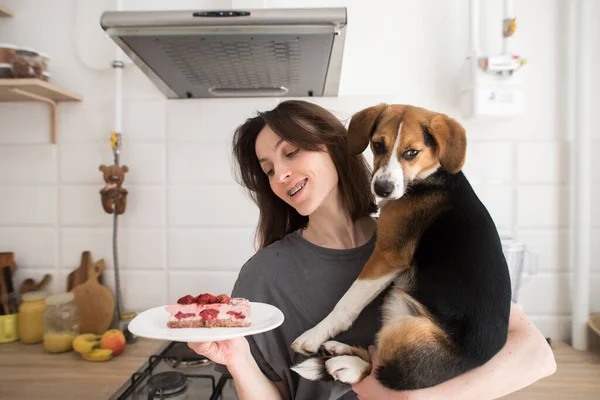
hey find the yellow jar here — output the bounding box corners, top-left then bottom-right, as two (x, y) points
(18, 291), (48, 344)
(43, 292), (79, 353)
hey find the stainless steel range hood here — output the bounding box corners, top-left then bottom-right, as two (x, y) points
(100, 8), (347, 99)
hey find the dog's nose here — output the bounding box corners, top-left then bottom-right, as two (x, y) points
(374, 180), (394, 198)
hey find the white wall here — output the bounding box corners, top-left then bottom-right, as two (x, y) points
(0, 0), (597, 341)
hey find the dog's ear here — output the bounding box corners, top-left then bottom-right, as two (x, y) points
(347, 104), (388, 154)
(429, 114), (467, 174)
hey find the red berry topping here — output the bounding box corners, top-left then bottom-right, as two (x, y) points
(217, 294), (231, 304)
(197, 293), (219, 304)
(177, 295), (195, 305)
(199, 309), (219, 321)
(226, 311), (245, 319)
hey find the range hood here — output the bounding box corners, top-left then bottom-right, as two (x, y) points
(100, 8), (347, 99)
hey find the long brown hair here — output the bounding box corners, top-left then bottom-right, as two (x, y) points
(232, 100), (377, 249)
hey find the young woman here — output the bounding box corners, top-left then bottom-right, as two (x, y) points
(189, 100), (556, 400)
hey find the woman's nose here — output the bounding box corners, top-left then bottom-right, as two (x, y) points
(277, 165), (292, 183)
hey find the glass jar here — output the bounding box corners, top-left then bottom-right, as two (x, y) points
(18, 291), (48, 344)
(43, 292), (79, 353)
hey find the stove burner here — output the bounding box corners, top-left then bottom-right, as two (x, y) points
(164, 357), (214, 368)
(162, 342), (214, 369)
(147, 371), (187, 398)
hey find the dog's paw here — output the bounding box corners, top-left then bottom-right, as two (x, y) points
(291, 328), (329, 356)
(325, 355), (371, 385)
(319, 340), (353, 356)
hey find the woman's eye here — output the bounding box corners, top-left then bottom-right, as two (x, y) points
(372, 141), (385, 155)
(266, 169), (274, 177)
(286, 149), (299, 158)
(403, 149), (420, 160)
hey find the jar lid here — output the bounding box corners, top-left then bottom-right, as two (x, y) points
(21, 291), (49, 302)
(45, 292), (75, 306)
(15, 47), (40, 57)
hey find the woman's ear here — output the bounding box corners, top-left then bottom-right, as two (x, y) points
(347, 104), (388, 154)
(429, 114), (467, 174)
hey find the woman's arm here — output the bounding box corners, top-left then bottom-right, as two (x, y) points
(229, 350), (289, 400)
(353, 303), (556, 400)
(189, 338), (286, 400)
(422, 302), (557, 400)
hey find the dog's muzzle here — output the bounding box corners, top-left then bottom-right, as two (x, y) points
(374, 180), (394, 198)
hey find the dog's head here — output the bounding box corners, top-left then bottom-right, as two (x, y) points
(348, 104), (466, 200)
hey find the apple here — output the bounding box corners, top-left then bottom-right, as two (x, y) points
(99, 329), (126, 356)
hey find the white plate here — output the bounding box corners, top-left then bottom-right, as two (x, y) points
(128, 302), (285, 343)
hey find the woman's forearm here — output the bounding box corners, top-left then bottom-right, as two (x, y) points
(228, 353), (284, 400)
(423, 304), (556, 400)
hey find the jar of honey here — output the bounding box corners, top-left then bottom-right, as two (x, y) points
(43, 292), (79, 353)
(18, 291), (48, 344)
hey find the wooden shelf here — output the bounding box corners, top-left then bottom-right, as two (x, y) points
(0, 79), (82, 143)
(0, 5), (13, 17)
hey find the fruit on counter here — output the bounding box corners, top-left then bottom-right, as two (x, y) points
(99, 329), (126, 356)
(72, 333), (101, 354)
(43, 332), (76, 353)
(81, 348), (114, 362)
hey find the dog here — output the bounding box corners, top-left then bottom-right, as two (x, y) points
(290, 104), (512, 390)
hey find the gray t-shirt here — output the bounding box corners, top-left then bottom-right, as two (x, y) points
(215, 231), (388, 400)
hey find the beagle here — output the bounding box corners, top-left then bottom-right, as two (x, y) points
(290, 104), (512, 390)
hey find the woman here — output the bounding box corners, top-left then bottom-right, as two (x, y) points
(189, 100), (556, 400)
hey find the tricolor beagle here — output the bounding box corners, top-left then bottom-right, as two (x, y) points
(291, 104), (512, 390)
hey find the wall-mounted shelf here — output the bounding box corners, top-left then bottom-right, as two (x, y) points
(0, 79), (82, 143)
(0, 5), (13, 17)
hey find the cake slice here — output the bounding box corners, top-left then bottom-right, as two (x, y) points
(165, 293), (251, 328)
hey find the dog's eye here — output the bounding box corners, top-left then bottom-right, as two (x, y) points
(403, 149), (420, 160)
(372, 141), (386, 155)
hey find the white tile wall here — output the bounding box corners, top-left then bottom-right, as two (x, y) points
(60, 228), (166, 271)
(167, 143), (234, 184)
(168, 228), (256, 270)
(0, 0), (595, 342)
(0, 145), (57, 184)
(0, 187), (57, 226)
(517, 142), (568, 184)
(517, 186), (569, 228)
(168, 186), (258, 228)
(462, 142), (513, 184)
(0, 228), (57, 267)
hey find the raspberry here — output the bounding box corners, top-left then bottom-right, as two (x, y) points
(177, 295), (195, 305)
(217, 294), (231, 304)
(199, 309), (219, 321)
(197, 293), (219, 304)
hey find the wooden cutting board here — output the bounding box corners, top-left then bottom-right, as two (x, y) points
(19, 273), (52, 296)
(72, 259), (115, 334)
(67, 251), (103, 292)
(0, 252), (15, 276)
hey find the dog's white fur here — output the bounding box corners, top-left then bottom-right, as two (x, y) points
(371, 122), (405, 200)
(326, 356), (371, 384)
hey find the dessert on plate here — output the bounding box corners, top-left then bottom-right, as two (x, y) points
(165, 293), (251, 328)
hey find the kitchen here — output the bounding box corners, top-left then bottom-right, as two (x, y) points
(0, 0), (599, 399)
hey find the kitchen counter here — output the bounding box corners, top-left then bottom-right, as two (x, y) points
(0, 338), (166, 399)
(1, 339), (598, 399)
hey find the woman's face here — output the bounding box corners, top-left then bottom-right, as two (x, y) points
(255, 125), (339, 216)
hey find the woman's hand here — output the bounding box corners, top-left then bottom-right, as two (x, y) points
(188, 336), (251, 368)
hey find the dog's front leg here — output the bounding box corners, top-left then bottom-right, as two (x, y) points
(291, 249), (405, 355)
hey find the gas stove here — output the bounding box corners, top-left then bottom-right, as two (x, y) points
(110, 341), (238, 400)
